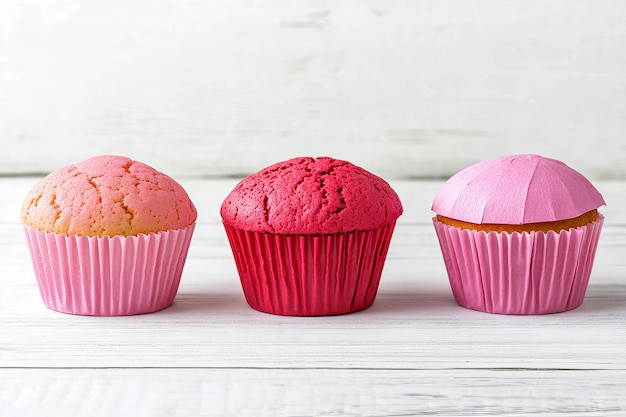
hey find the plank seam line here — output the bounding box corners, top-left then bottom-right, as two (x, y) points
(0, 366), (621, 371)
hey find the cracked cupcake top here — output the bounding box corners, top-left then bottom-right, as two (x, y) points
(21, 155), (197, 237)
(220, 156), (403, 234)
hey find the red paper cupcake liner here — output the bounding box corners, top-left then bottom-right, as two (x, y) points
(22, 224), (195, 316)
(433, 216), (604, 314)
(223, 223), (397, 316)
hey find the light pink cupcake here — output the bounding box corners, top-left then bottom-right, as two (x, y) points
(221, 156), (403, 316)
(21, 155), (197, 316)
(432, 154), (605, 315)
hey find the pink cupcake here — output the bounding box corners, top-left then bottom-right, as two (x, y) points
(432, 154), (605, 314)
(21, 155), (197, 316)
(221, 156), (403, 316)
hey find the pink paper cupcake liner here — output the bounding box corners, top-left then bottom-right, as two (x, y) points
(433, 216), (604, 315)
(223, 222), (397, 316)
(22, 224), (195, 316)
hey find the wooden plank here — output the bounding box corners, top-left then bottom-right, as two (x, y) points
(1, 280), (626, 370)
(3, 228), (626, 370)
(1, 2), (625, 178)
(1, 368), (625, 417)
(2, 178), (626, 370)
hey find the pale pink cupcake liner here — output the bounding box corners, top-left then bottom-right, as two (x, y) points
(223, 223), (397, 316)
(433, 216), (604, 314)
(22, 224), (195, 316)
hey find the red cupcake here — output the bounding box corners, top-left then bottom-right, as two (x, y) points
(221, 156), (403, 316)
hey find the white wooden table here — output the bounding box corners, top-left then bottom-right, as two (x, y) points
(1, 177), (625, 416)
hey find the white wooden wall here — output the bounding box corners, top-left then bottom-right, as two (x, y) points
(1, 0), (625, 179)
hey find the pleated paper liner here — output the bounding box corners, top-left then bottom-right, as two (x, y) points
(22, 223), (195, 316)
(223, 222), (397, 316)
(433, 216), (604, 314)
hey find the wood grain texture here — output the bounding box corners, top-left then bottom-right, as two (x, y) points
(2, 177), (625, 415)
(1, 178), (625, 372)
(1, 369), (626, 417)
(1, 1), (625, 178)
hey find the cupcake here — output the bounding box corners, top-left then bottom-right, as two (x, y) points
(432, 154), (605, 315)
(21, 155), (197, 316)
(220, 156), (403, 316)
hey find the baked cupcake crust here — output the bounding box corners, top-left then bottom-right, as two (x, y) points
(21, 155), (197, 237)
(436, 209), (599, 234)
(220, 156), (403, 234)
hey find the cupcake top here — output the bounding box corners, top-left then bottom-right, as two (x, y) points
(220, 156), (403, 234)
(432, 154), (605, 225)
(21, 155), (197, 237)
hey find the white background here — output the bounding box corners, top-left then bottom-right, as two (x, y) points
(1, 2), (626, 416)
(1, 0), (625, 179)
